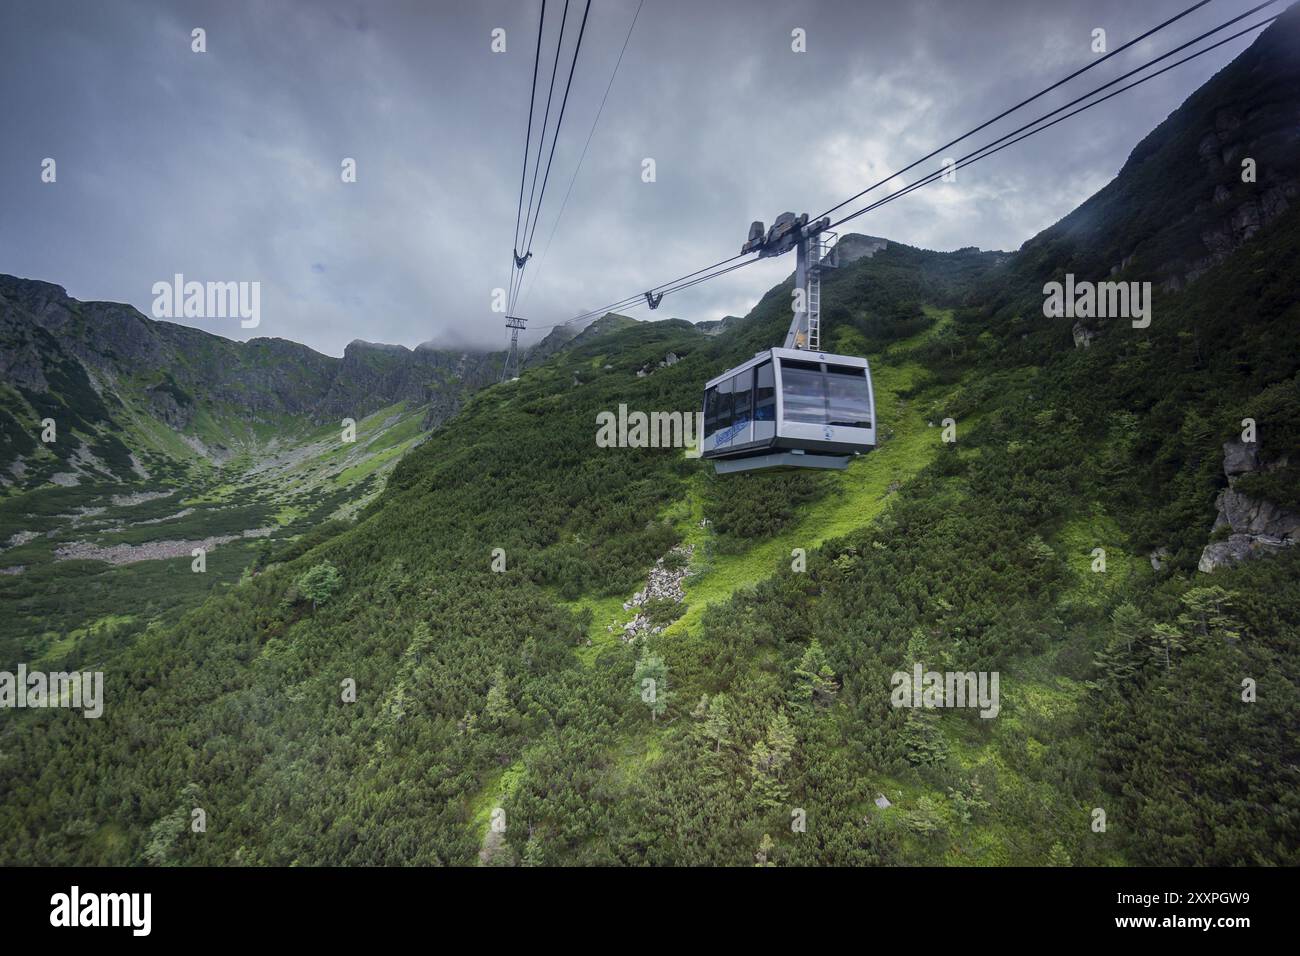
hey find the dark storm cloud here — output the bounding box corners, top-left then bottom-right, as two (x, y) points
(0, 0), (1263, 354)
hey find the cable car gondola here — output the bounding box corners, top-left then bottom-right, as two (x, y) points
(702, 213), (876, 474)
(702, 347), (875, 473)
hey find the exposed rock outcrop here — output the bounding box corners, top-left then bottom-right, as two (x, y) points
(1198, 438), (1298, 572)
(833, 234), (889, 264)
(620, 545), (693, 641)
(54, 526), (274, 565)
(145, 381), (194, 428)
(635, 351), (682, 379)
(695, 315), (739, 337)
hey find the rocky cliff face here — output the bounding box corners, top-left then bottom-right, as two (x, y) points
(694, 315), (738, 337)
(833, 234), (889, 265)
(410, 344), (503, 429)
(1198, 437), (1298, 572)
(1176, 102), (1299, 291)
(322, 339), (501, 423)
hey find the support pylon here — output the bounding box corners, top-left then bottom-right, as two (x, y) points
(501, 315), (527, 381)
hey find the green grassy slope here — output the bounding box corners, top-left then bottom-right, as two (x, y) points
(1, 200), (1294, 866)
(0, 237), (999, 865)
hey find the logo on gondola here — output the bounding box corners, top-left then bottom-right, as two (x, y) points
(716, 417), (750, 447)
(823, 425), (834, 440)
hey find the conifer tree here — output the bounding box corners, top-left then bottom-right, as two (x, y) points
(703, 694), (732, 753)
(632, 653), (670, 721)
(792, 640), (839, 708)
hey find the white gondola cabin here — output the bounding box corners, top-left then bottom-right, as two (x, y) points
(701, 348), (875, 472)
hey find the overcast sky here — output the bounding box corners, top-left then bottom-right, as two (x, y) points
(0, 0), (1269, 355)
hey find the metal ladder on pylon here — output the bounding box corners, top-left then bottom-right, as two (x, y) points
(805, 231), (837, 351)
(783, 219), (836, 351)
(806, 257), (822, 350)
